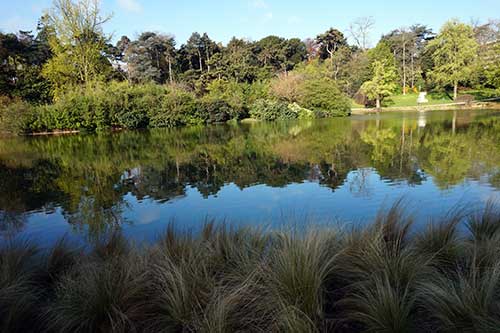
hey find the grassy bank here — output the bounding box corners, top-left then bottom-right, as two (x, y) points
(384, 92), (452, 107)
(2, 200), (500, 332)
(352, 89), (500, 109)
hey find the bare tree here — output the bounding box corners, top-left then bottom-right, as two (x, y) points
(396, 27), (413, 95)
(472, 18), (500, 46)
(348, 16), (375, 50)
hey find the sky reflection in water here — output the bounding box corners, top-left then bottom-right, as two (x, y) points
(0, 109), (499, 246)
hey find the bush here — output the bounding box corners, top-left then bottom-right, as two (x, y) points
(201, 99), (239, 123)
(149, 87), (200, 128)
(298, 78), (351, 117)
(1, 76), (350, 134)
(28, 104), (82, 132)
(0, 101), (35, 134)
(109, 83), (163, 129)
(205, 79), (248, 118)
(205, 79), (271, 120)
(270, 72), (305, 103)
(15, 83), (207, 132)
(249, 99), (297, 121)
(288, 102), (314, 119)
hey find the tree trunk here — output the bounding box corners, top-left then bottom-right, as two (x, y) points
(410, 54), (414, 89)
(326, 44), (335, 80)
(376, 98), (381, 109)
(402, 42), (406, 95)
(453, 82), (458, 100)
(168, 57), (173, 84)
(206, 49), (211, 72)
(452, 110), (457, 134)
(197, 50), (203, 72)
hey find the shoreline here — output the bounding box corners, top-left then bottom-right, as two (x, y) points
(5, 101), (498, 137)
(351, 101), (500, 114)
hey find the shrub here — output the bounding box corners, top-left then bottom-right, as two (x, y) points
(298, 78), (351, 117)
(56, 89), (110, 131)
(270, 72), (305, 103)
(28, 103), (84, 132)
(0, 101), (35, 134)
(205, 79), (248, 118)
(288, 102), (314, 119)
(201, 98), (239, 123)
(149, 87), (200, 128)
(109, 82), (163, 129)
(246, 80), (270, 106)
(23, 83), (207, 132)
(249, 99), (297, 121)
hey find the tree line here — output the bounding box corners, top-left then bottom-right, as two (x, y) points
(0, 0), (499, 133)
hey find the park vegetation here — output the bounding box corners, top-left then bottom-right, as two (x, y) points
(0, 0), (499, 134)
(1, 200), (500, 332)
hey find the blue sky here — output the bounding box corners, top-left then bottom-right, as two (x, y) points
(1, 0), (499, 46)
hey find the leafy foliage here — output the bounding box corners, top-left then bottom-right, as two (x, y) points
(361, 60), (398, 107)
(249, 99), (296, 121)
(427, 20), (478, 98)
(299, 77), (351, 116)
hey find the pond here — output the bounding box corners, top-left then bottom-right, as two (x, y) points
(1, 109), (499, 246)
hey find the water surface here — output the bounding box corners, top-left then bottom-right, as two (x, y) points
(1, 110), (499, 246)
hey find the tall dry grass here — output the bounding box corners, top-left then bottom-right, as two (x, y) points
(0, 199), (499, 332)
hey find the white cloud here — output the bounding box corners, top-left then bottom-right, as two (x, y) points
(249, 0), (268, 9)
(116, 0), (142, 13)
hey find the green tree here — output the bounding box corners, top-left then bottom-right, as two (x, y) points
(124, 32), (177, 84)
(360, 60), (398, 108)
(316, 28), (347, 62)
(383, 28), (417, 94)
(315, 28), (348, 80)
(427, 20), (478, 99)
(42, 0), (111, 94)
(0, 17), (53, 102)
(283, 38), (307, 72)
(218, 37), (261, 83)
(367, 40), (394, 65)
(255, 35), (286, 72)
(473, 20), (500, 89)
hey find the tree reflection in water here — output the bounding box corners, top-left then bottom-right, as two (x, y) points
(0, 110), (499, 240)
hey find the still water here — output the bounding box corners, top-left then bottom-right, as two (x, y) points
(1, 110), (499, 246)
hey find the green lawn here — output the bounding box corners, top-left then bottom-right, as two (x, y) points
(383, 92), (453, 107)
(350, 92), (452, 108)
(352, 89), (500, 109)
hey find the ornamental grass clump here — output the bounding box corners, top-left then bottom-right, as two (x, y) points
(1, 200), (500, 332)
